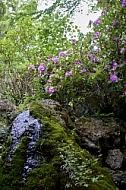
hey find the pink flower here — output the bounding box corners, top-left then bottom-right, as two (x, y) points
(90, 54), (99, 62)
(113, 20), (119, 26)
(94, 32), (100, 38)
(122, 0), (126, 6)
(47, 80), (51, 84)
(65, 71), (72, 77)
(59, 50), (69, 57)
(123, 91), (126, 95)
(75, 60), (81, 64)
(79, 69), (86, 73)
(38, 63), (45, 72)
(37, 56), (41, 59)
(45, 86), (55, 95)
(28, 64), (35, 70)
(72, 39), (77, 44)
(112, 62), (118, 70)
(114, 37), (120, 42)
(101, 11), (105, 16)
(48, 86), (55, 95)
(94, 18), (100, 26)
(52, 57), (59, 63)
(59, 51), (65, 57)
(109, 74), (118, 82)
(120, 48), (125, 53)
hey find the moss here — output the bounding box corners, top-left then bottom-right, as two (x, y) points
(0, 100), (116, 190)
(0, 136), (29, 190)
(25, 163), (66, 190)
(28, 101), (116, 190)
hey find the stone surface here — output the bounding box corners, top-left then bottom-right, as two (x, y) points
(9, 110), (42, 181)
(0, 100), (116, 190)
(0, 99), (16, 112)
(0, 99), (19, 124)
(109, 170), (126, 189)
(105, 149), (123, 169)
(74, 117), (121, 154)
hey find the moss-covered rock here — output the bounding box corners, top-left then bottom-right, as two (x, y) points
(0, 136), (29, 190)
(0, 100), (116, 190)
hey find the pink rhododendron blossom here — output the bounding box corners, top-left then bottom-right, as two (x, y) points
(123, 84), (126, 88)
(101, 11), (105, 15)
(114, 37), (120, 42)
(65, 71), (72, 77)
(48, 86), (55, 95)
(49, 74), (54, 78)
(45, 86), (49, 92)
(38, 63), (45, 72)
(47, 56), (52, 60)
(49, 73), (59, 78)
(90, 54), (99, 62)
(112, 62), (118, 70)
(37, 56), (41, 59)
(122, 0), (126, 6)
(123, 91), (126, 95)
(45, 86), (55, 95)
(109, 74), (119, 82)
(28, 64), (35, 70)
(47, 80), (51, 84)
(79, 69), (86, 73)
(120, 47), (125, 53)
(94, 18), (100, 26)
(59, 51), (65, 57)
(75, 60), (81, 64)
(59, 50), (69, 57)
(94, 32), (100, 38)
(113, 20), (119, 26)
(52, 57), (59, 63)
(72, 39), (77, 44)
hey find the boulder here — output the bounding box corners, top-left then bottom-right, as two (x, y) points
(0, 100), (116, 190)
(74, 117), (122, 154)
(105, 149), (123, 169)
(74, 117), (126, 190)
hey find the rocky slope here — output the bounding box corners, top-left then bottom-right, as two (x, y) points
(0, 99), (118, 190)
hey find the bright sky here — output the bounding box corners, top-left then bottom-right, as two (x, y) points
(38, 1), (101, 34)
(73, 2), (101, 34)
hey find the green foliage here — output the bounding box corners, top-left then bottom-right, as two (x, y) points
(29, 0), (126, 117)
(0, 7), (77, 104)
(58, 145), (102, 188)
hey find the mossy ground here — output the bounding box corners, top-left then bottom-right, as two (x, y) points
(0, 101), (116, 190)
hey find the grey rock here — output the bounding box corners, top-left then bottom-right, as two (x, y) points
(75, 117), (121, 154)
(9, 110), (42, 181)
(106, 149), (123, 169)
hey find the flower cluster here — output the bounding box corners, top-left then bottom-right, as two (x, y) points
(28, 0), (126, 110)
